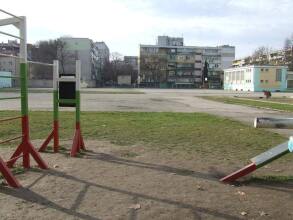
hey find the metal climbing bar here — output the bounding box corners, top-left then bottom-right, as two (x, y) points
(0, 116), (22, 123)
(28, 61), (54, 66)
(59, 99), (76, 104)
(0, 53), (54, 67)
(0, 9), (23, 20)
(0, 75), (20, 79)
(5, 154), (23, 164)
(0, 135), (23, 145)
(0, 30), (23, 40)
(0, 97), (22, 100)
(0, 9), (48, 188)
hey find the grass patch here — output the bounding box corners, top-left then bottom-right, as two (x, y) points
(0, 111), (287, 162)
(249, 175), (293, 183)
(200, 96), (293, 112)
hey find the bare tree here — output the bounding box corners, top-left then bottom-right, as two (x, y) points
(251, 46), (272, 65)
(29, 40), (59, 79)
(102, 52), (136, 85)
(284, 38), (292, 50)
(283, 35), (293, 71)
(56, 39), (77, 75)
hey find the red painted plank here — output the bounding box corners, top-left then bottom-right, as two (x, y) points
(220, 163), (257, 183)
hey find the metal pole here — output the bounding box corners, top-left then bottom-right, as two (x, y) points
(18, 16), (30, 167)
(0, 30), (23, 39)
(254, 117), (293, 129)
(75, 60), (81, 124)
(53, 60), (59, 152)
(0, 9), (23, 20)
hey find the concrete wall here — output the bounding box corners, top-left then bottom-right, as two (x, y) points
(254, 67), (287, 92)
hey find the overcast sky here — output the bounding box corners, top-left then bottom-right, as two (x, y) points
(0, 0), (292, 58)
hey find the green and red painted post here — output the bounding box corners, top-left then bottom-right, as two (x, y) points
(39, 60), (85, 157)
(71, 61), (85, 156)
(39, 60), (59, 152)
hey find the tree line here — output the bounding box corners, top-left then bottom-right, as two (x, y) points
(248, 34), (293, 70)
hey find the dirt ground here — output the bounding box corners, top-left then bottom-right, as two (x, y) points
(1, 89), (293, 219)
(0, 140), (293, 220)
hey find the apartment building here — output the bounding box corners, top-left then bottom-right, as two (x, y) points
(59, 38), (99, 87)
(139, 36), (235, 88)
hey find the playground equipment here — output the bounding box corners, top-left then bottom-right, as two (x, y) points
(221, 117), (292, 183)
(0, 9), (48, 188)
(39, 60), (85, 157)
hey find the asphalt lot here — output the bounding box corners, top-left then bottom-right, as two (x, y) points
(1, 88), (293, 136)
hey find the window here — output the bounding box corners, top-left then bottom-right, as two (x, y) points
(260, 80), (264, 83)
(169, 71), (175, 76)
(265, 80), (269, 83)
(261, 68), (264, 72)
(265, 69), (269, 72)
(276, 69), (282, 82)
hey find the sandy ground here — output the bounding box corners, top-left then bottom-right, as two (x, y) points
(0, 140), (293, 220)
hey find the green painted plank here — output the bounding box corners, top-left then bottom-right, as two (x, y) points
(58, 99), (76, 104)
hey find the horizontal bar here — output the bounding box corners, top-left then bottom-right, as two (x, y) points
(5, 154), (23, 164)
(0, 135), (23, 145)
(28, 61), (54, 66)
(0, 17), (21, 28)
(0, 75), (20, 79)
(0, 9), (23, 20)
(0, 97), (21, 100)
(58, 99), (76, 104)
(0, 116), (21, 123)
(0, 53), (19, 59)
(0, 30), (22, 40)
(254, 117), (293, 129)
(58, 78), (76, 82)
(0, 53), (53, 67)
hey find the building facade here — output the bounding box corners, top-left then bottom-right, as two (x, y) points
(124, 56), (138, 71)
(140, 45), (203, 88)
(202, 45), (235, 88)
(139, 36), (235, 88)
(224, 65), (287, 92)
(157, 36), (184, 47)
(59, 37), (99, 87)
